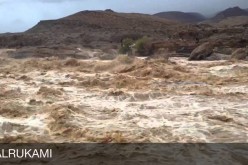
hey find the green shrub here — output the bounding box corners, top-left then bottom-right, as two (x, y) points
(119, 38), (134, 54)
(134, 37), (150, 56)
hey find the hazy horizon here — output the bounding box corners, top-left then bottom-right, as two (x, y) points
(0, 0), (248, 33)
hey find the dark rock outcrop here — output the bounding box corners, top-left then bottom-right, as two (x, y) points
(231, 48), (248, 60)
(188, 42), (214, 60)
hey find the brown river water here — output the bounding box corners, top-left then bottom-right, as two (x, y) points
(0, 53), (247, 143)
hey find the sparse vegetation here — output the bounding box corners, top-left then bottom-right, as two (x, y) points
(119, 38), (134, 54)
(134, 36), (151, 56)
(118, 36), (152, 56)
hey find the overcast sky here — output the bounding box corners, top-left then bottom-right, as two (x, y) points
(0, 0), (247, 33)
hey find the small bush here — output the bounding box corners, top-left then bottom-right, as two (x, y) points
(119, 38), (134, 54)
(134, 37), (150, 56)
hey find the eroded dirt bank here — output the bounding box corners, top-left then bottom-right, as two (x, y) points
(0, 53), (247, 143)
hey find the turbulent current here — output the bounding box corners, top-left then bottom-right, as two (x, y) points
(0, 55), (247, 143)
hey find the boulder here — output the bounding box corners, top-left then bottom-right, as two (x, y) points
(231, 48), (248, 60)
(188, 42), (214, 60)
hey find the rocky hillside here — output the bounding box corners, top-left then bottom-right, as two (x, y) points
(0, 10), (177, 49)
(154, 11), (206, 23)
(216, 16), (248, 27)
(28, 10), (176, 33)
(26, 10), (177, 48)
(0, 8), (248, 60)
(211, 6), (248, 22)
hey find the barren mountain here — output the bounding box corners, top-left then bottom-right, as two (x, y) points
(26, 10), (177, 48)
(0, 10), (178, 49)
(154, 11), (206, 23)
(28, 10), (176, 33)
(0, 8), (247, 60)
(211, 6), (248, 22)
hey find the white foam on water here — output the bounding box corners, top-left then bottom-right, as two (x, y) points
(61, 87), (248, 142)
(209, 64), (248, 77)
(0, 59), (248, 142)
(0, 114), (47, 136)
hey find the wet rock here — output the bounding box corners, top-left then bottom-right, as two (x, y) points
(46, 101), (54, 104)
(231, 48), (248, 60)
(188, 42), (214, 61)
(29, 99), (43, 106)
(208, 115), (233, 123)
(16, 75), (31, 81)
(108, 90), (125, 96)
(65, 74), (71, 78)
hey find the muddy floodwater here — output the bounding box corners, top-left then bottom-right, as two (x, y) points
(0, 53), (247, 143)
